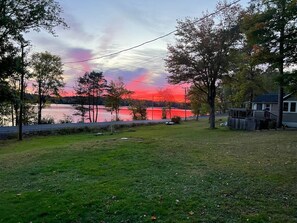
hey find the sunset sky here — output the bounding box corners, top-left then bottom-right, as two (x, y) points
(25, 0), (249, 102)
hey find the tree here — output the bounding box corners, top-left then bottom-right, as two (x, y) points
(0, 40), (19, 102)
(242, 0), (297, 127)
(0, 0), (67, 42)
(158, 88), (175, 119)
(129, 100), (147, 120)
(188, 85), (208, 120)
(0, 0), (67, 139)
(0, 0), (67, 81)
(105, 78), (132, 121)
(31, 51), (64, 124)
(72, 79), (89, 123)
(73, 71), (106, 123)
(165, 2), (241, 128)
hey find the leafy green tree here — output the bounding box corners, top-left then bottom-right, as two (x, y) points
(0, 0), (67, 87)
(165, 2), (242, 128)
(0, 0), (67, 42)
(242, 0), (297, 127)
(0, 0), (67, 138)
(73, 71), (106, 123)
(105, 78), (132, 121)
(129, 100), (147, 120)
(0, 41), (19, 102)
(31, 51), (64, 124)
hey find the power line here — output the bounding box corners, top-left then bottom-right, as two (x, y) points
(64, 0), (241, 64)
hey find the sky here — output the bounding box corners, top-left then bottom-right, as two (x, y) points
(25, 0), (249, 102)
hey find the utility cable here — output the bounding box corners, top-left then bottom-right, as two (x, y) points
(63, 0), (241, 64)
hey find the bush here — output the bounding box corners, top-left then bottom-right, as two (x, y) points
(59, 115), (73, 124)
(171, 116), (181, 124)
(40, 116), (55, 124)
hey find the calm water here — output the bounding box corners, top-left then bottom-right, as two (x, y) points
(43, 104), (193, 123)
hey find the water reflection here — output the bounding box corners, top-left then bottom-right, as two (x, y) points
(43, 104), (193, 123)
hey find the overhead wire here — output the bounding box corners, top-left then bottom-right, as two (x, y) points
(63, 0), (241, 64)
(61, 0), (242, 96)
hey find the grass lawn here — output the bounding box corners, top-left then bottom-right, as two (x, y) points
(0, 120), (296, 222)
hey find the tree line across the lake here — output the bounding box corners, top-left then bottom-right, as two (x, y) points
(1, 0), (297, 140)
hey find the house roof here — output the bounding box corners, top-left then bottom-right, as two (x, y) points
(253, 94), (278, 103)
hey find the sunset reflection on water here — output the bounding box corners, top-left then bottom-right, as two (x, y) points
(42, 104), (193, 123)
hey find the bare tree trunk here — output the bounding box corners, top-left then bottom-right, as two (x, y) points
(37, 83), (42, 124)
(18, 42), (27, 140)
(11, 104), (14, 126)
(277, 10), (285, 128)
(209, 97), (216, 129)
(277, 86), (284, 128)
(208, 83), (216, 129)
(88, 96), (92, 122)
(95, 92), (99, 123)
(116, 109), (119, 121)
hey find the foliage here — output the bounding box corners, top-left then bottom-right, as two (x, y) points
(31, 51), (64, 124)
(59, 115), (73, 124)
(129, 100), (147, 120)
(0, 42), (20, 100)
(242, 0), (297, 127)
(223, 65), (279, 108)
(0, 102), (12, 126)
(0, 120), (296, 222)
(22, 102), (37, 125)
(0, 0), (67, 40)
(39, 116), (55, 124)
(187, 85), (208, 120)
(165, 2), (242, 128)
(0, 0), (67, 100)
(105, 77), (132, 121)
(73, 71), (106, 123)
(283, 71), (297, 92)
(171, 115), (181, 124)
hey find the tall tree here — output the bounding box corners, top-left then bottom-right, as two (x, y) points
(105, 78), (132, 121)
(73, 71), (106, 123)
(242, 0), (297, 127)
(0, 0), (67, 138)
(0, 0), (67, 41)
(31, 51), (64, 124)
(223, 53), (279, 108)
(0, 0), (67, 81)
(165, 2), (241, 128)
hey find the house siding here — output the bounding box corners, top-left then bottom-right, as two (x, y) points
(283, 113), (297, 122)
(248, 93), (297, 128)
(271, 104), (278, 115)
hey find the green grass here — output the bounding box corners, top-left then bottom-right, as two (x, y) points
(0, 120), (296, 222)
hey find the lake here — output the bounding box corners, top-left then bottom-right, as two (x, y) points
(43, 104), (193, 123)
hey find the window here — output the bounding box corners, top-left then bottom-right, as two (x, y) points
(265, 104), (270, 111)
(256, 103), (262, 110)
(283, 102), (289, 112)
(290, 102), (296, 112)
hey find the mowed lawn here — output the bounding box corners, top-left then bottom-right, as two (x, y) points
(0, 120), (296, 223)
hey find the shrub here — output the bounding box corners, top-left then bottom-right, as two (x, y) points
(171, 116), (181, 124)
(40, 116), (55, 124)
(59, 115), (73, 124)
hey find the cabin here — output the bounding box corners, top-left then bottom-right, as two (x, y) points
(252, 93), (297, 128)
(228, 93), (297, 130)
